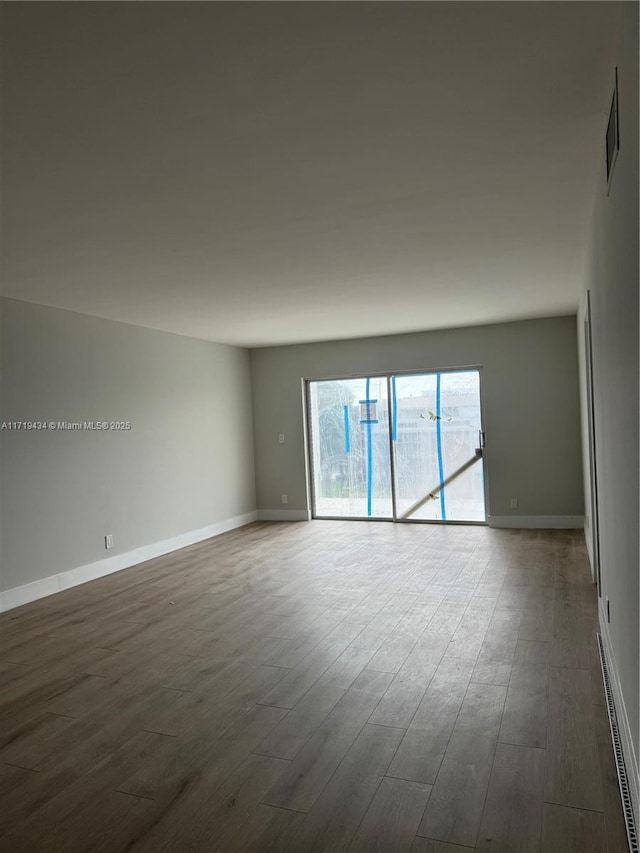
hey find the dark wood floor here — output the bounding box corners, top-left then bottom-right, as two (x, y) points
(0, 521), (628, 852)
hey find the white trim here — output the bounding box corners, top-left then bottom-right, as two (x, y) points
(583, 517), (595, 577)
(599, 598), (640, 826)
(257, 509), (311, 522)
(488, 515), (584, 529)
(0, 511), (258, 613)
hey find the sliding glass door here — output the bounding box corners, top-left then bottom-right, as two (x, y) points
(308, 368), (486, 523)
(308, 376), (392, 518)
(391, 370), (486, 522)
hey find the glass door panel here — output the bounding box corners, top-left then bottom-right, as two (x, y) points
(392, 370), (486, 522)
(308, 376), (392, 518)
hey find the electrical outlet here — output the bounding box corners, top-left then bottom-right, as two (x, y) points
(510, 497), (518, 510)
(278, 434), (285, 444)
(281, 494), (288, 505)
(105, 534), (114, 550)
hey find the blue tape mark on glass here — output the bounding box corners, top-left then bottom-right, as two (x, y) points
(358, 399), (378, 420)
(359, 399), (378, 426)
(343, 405), (350, 453)
(435, 372), (447, 520)
(391, 376), (397, 441)
(365, 380), (373, 517)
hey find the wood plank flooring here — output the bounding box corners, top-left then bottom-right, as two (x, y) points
(0, 521), (628, 852)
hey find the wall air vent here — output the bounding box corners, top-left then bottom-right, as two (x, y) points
(605, 67), (620, 191)
(597, 633), (638, 852)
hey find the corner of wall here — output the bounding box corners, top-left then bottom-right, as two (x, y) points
(0, 512), (258, 613)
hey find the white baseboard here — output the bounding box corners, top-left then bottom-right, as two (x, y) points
(599, 598), (639, 826)
(0, 511), (258, 613)
(257, 509), (311, 522)
(488, 515), (584, 529)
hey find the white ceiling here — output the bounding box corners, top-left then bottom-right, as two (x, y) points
(1, 2), (621, 347)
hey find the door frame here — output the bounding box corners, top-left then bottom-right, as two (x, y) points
(304, 364), (490, 525)
(305, 372), (394, 522)
(583, 291), (602, 592)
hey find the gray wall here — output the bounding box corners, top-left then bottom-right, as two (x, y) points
(579, 3), (638, 764)
(0, 297), (256, 592)
(250, 316), (584, 522)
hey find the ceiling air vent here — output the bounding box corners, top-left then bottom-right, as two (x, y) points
(605, 68), (620, 191)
